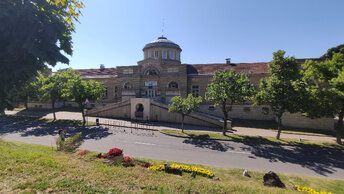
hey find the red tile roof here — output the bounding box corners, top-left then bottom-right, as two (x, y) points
(73, 62), (269, 77)
(74, 68), (117, 77)
(186, 63), (269, 75)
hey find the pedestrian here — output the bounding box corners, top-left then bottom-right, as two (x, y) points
(58, 129), (67, 141)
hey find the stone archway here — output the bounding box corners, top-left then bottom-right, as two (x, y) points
(135, 103), (144, 118)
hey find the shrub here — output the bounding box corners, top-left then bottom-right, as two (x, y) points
(57, 132), (83, 152)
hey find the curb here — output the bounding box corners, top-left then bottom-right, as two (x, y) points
(159, 130), (343, 148)
(159, 130), (241, 143)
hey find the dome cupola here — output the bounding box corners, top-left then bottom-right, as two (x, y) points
(142, 36), (182, 62)
(143, 36), (181, 51)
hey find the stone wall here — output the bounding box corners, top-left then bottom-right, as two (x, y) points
(282, 112), (334, 131)
(86, 101), (131, 119)
(150, 101), (225, 128)
(197, 104), (274, 120)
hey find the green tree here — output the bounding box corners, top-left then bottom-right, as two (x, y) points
(255, 50), (303, 139)
(69, 73), (106, 125)
(168, 94), (202, 132)
(38, 70), (74, 120)
(205, 70), (255, 135)
(321, 44), (344, 59)
(302, 52), (344, 144)
(16, 79), (40, 110)
(0, 0), (83, 114)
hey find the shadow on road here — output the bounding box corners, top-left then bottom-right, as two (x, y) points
(183, 137), (235, 152)
(0, 118), (112, 141)
(181, 133), (344, 177)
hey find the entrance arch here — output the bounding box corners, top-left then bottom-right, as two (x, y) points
(135, 103), (144, 118)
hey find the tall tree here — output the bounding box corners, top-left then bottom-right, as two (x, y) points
(302, 52), (344, 144)
(255, 50), (303, 139)
(69, 72), (106, 125)
(168, 94), (202, 132)
(0, 0), (83, 114)
(205, 70), (255, 135)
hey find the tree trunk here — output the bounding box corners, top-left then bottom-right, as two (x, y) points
(52, 99), (56, 120)
(24, 95), (28, 110)
(81, 103), (86, 126)
(181, 114), (185, 133)
(222, 102), (228, 136)
(336, 108), (344, 144)
(276, 116), (282, 139)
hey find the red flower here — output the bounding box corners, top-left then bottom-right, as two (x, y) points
(122, 156), (132, 163)
(108, 148), (122, 156)
(77, 150), (90, 156)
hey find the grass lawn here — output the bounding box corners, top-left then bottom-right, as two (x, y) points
(233, 119), (335, 137)
(0, 139), (343, 193)
(13, 108), (26, 111)
(161, 129), (344, 149)
(0, 115), (96, 126)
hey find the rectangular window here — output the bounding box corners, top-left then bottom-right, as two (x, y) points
(176, 52), (180, 61)
(154, 50), (159, 59)
(123, 68), (133, 74)
(162, 50), (167, 59)
(103, 87), (108, 98)
(192, 85), (200, 97)
(148, 51), (153, 58)
(167, 67), (178, 73)
(144, 51), (148, 59)
(114, 86), (118, 98)
(169, 50), (175, 60)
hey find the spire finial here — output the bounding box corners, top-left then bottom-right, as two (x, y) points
(161, 18), (165, 37)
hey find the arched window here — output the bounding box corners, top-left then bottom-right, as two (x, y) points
(123, 82), (133, 89)
(145, 69), (158, 75)
(168, 81), (178, 89)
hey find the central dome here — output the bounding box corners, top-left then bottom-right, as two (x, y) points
(143, 36), (181, 51)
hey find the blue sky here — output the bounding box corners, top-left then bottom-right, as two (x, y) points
(53, 0), (344, 71)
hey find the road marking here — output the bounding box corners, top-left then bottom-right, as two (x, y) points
(134, 142), (156, 146)
(226, 150), (250, 155)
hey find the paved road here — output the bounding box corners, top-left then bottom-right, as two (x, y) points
(5, 110), (337, 143)
(1, 117), (343, 180)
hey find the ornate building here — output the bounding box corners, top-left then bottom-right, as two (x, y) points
(72, 36), (333, 130)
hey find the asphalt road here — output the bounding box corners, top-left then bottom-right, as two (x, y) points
(1, 118), (344, 180)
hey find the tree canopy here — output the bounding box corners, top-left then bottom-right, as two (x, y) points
(37, 70), (75, 120)
(168, 94), (202, 132)
(0, 0), (83, 113)
(255, 50), (304, 139)
(205, 70), (255, 135)
(302, 52), (344, 144)
(69, 72), (106, 125)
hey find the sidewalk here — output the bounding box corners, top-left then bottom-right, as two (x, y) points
(4, 110), (337, 143)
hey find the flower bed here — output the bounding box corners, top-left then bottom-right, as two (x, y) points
(108, 148), (122, 156)
(149, 163), (214, 178)
(76, 150), (89, 156)
(294, 185), (332, 194)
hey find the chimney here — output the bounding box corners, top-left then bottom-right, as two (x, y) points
(100, 64), (105, 70)
(225, 58), (231, 65)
